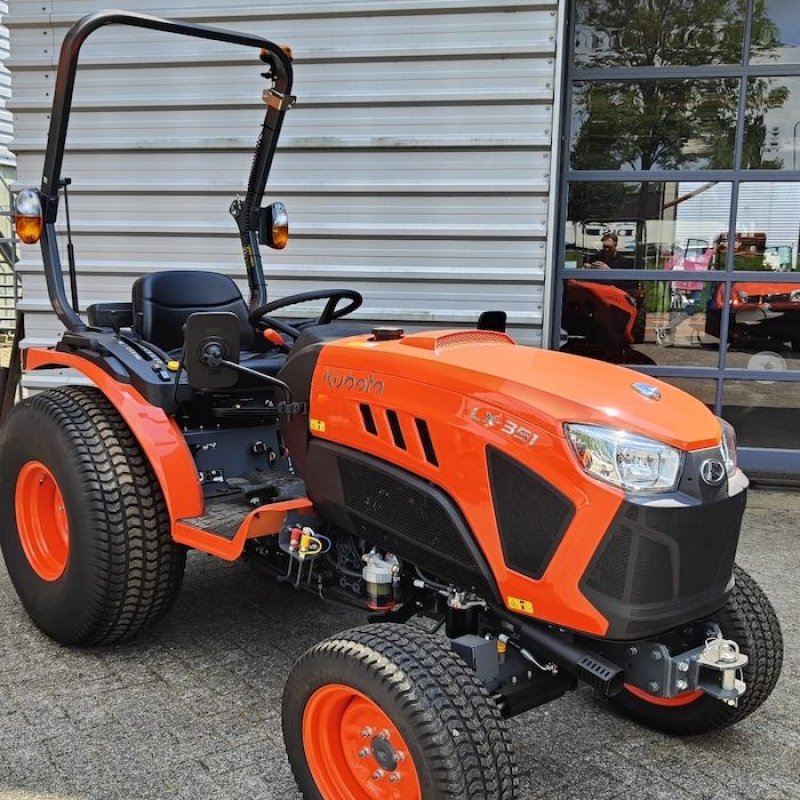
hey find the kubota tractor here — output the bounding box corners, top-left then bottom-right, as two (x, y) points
(0, 12), (783, 800)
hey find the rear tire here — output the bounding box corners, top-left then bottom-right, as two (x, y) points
(282, 622), (519, 799)
(609, 564), (782, 735)
(0, 386), (186, 644)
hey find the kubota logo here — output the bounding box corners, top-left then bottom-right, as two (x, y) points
(470, 407), (539, 447)
(323, 369), (385, 396)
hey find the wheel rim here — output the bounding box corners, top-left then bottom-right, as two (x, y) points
(624, 683), (704, 707)
(303, 684), (422, 800)
(15, 461), (69, 581)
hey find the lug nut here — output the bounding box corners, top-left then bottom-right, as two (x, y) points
(677, 679), (688, 691)
(357, 748), (369, 758)
(396, 751), (407, 762)
(361, 727), (374, 738)
(372, 769), (385, 781)
(677, 661), (690, 673)
(650, 650), (663, 662)
(379, 728), (391, 740)
(389, 774), (401, 784)
(629, 646), (638, 656)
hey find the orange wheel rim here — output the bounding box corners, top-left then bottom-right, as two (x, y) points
(303, 684), (422, 800)
(624, 682), (704, 707)
(15, 461), (69, 581)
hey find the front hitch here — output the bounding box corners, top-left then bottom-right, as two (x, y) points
(597, 625), (748, 706)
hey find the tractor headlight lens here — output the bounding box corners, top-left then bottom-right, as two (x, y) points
(564, 423), (683, 493)
(719, 418), (738, 478)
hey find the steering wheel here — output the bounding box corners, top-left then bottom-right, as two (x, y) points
(249, 289), (363, 340)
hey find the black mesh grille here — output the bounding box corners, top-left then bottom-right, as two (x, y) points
(337, 455), (486, 588)
(581, 491), (746, 638)
(487, 448), (575, 580)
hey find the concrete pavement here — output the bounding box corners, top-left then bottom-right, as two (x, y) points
(0, 490), (797, 799)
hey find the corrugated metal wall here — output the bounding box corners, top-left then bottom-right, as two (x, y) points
(0, 0), (13, 168)
(8, 1), (561, 361)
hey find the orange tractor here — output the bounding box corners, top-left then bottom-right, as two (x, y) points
(0, 12), (783, 800)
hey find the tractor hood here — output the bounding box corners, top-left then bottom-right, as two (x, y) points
(316, 330), (722, 451)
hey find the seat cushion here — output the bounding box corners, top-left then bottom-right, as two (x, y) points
(133, 270), (255, 353)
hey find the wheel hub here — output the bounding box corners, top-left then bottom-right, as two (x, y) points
(303, 683), (421, 799)
(15, 461), (69, 581)
(371, 733), (399, 772)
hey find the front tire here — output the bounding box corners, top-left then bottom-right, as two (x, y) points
(283, 623), (518, 799)
(0, 386), (186, 645)
(610, 564), (782, 735)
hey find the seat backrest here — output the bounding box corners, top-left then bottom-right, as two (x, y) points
(132, 270), (254, 352)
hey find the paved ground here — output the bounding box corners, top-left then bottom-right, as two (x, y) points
(0, 490), (797, 800)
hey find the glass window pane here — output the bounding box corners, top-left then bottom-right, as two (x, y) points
(571, 81), (740, 171)
(736, 183), (800, 269)
(662, 377), (718, 410)
(564, 181), (732, 271)
(722, 380), (800, 449)
(750, 0), (800, 65)
(559, 279), (721, 367)
(743, 77), (800, 170)
(575, 1), (745, 68)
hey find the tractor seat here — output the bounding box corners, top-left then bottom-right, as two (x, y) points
(132, 270), (284, 376)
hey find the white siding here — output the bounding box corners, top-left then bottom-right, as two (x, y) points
(0, 1), (13, 167)
(8, 1), (561, 358)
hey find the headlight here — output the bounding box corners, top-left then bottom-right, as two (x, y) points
(719, 418), (738, 478)
(565, 423), (683, 493)
(790, 289), (800, 302)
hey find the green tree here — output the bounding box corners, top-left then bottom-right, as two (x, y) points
(571, 0), (785, 175)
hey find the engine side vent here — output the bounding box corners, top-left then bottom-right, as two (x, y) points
(359, 403), (378, 436)
(415, 418), (439, 467)
(487, 447), (575, 581)
(385, 409), (406, 450)
(336, 454), (489, 591)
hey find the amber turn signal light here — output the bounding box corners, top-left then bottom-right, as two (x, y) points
(15, 188), (43, 244)
(258, 201), (289, 250)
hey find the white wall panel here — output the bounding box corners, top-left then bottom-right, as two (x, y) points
(8, 0), (560, 375)
(0, 1), (13, 166)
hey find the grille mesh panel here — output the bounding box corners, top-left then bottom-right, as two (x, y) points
(488, 448), (575, 580)
(337, 455), (483, 586)
(584, 496), (743, 606)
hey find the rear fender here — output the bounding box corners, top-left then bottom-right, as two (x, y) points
(24, 348), (203, 525)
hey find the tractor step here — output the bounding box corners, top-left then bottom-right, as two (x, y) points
(184, 472), (307, 541)
(181, 495), (255, 541)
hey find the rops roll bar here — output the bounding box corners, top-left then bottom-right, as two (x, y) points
(38, 10), (294, 330)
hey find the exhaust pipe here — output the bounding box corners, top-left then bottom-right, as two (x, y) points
(496, 610), (625, 697)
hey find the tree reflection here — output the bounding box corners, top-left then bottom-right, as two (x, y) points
(572, 1), (786, 174)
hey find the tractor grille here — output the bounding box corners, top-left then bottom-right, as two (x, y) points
(581, 491), (746, 639)
(337, 455), (488, 590)
(488, 448), (575, 580)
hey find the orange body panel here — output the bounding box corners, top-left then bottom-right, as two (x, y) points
(24, 348), (204, 525)
(308, 331), (724, 636)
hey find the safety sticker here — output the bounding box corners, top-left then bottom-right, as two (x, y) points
(507, 596), (534, 614)
(310, 419), (326, 432)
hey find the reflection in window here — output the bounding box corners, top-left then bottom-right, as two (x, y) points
(571, 81), (740, 171)
(559, 279), (720, 368)
(662, 378), (718, 409)
(565, 182), (732, 270)
(574, 1), (745, 68)
(723, 381), (800, 449)
(750, 1), (800, 65)
(737, 183), (800, 270)
(742, 78), (800, 170)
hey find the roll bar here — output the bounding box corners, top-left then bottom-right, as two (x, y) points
(38, 10), (294, 330)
